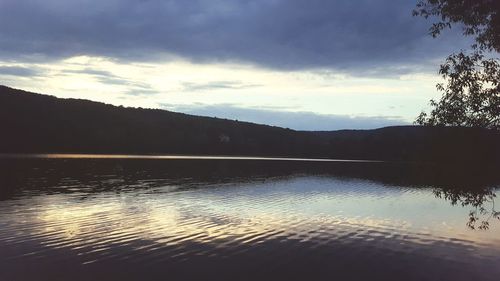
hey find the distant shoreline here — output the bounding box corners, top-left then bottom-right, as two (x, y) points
(2, 85), (499, 164)
(0, 153), (385, 163)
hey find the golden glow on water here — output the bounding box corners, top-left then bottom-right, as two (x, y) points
(0, 153), (383, 162)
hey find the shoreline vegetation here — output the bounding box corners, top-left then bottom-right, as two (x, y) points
(1, 85), (499, 164)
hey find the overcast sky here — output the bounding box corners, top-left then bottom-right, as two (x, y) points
(0, 0), (466, 130)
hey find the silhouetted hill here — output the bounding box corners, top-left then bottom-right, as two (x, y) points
(1, 85), (499, 163)
(313, 126), (500, 163)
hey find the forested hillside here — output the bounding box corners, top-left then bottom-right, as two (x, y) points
(1, 85), (499, 163)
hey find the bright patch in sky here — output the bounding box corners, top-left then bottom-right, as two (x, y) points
(0, 0), (465, 130)
(0, 56), (441, 130)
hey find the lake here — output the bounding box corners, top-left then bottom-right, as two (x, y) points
(1, 155), (499, 281)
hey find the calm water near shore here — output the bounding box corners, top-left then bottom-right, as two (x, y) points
(0, 156), (499, 281)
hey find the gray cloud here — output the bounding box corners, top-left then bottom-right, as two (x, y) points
(62, 67), (157, 95)
(65, 68), (113, 77)
(162, 104), (409, 130)
(0, 0), (466, 75)
(182, 81), (261, 92)
(0, 66), (40, 77)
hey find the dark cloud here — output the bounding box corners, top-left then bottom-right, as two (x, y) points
(162, 104), (409, 130)
(0, 66), (40, 77)
(0, 0), (465, 74)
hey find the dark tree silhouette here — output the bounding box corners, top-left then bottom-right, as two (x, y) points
(415, 52), (500, 129)
(433, 187), (500, 230)
(414, 0), (500, 129)
(413, 0), (500, 51)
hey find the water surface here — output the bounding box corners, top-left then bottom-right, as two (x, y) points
(0, 156), (499, 281)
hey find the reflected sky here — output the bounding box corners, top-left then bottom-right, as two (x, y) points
(0, 158), (499, 281)
(14, 177), (500, 246)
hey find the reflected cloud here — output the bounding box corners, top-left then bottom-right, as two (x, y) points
(30, 182), (497, 254)
(1, 158), (500, 280)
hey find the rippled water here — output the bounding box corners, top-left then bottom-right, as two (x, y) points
(1, 157), (499, 281)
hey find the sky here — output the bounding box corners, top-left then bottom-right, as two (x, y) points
(0, 0), (467, 130)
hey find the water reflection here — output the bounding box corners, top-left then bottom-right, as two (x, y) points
(433, 188), (499, 230)
(0, 157), (499, 281)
